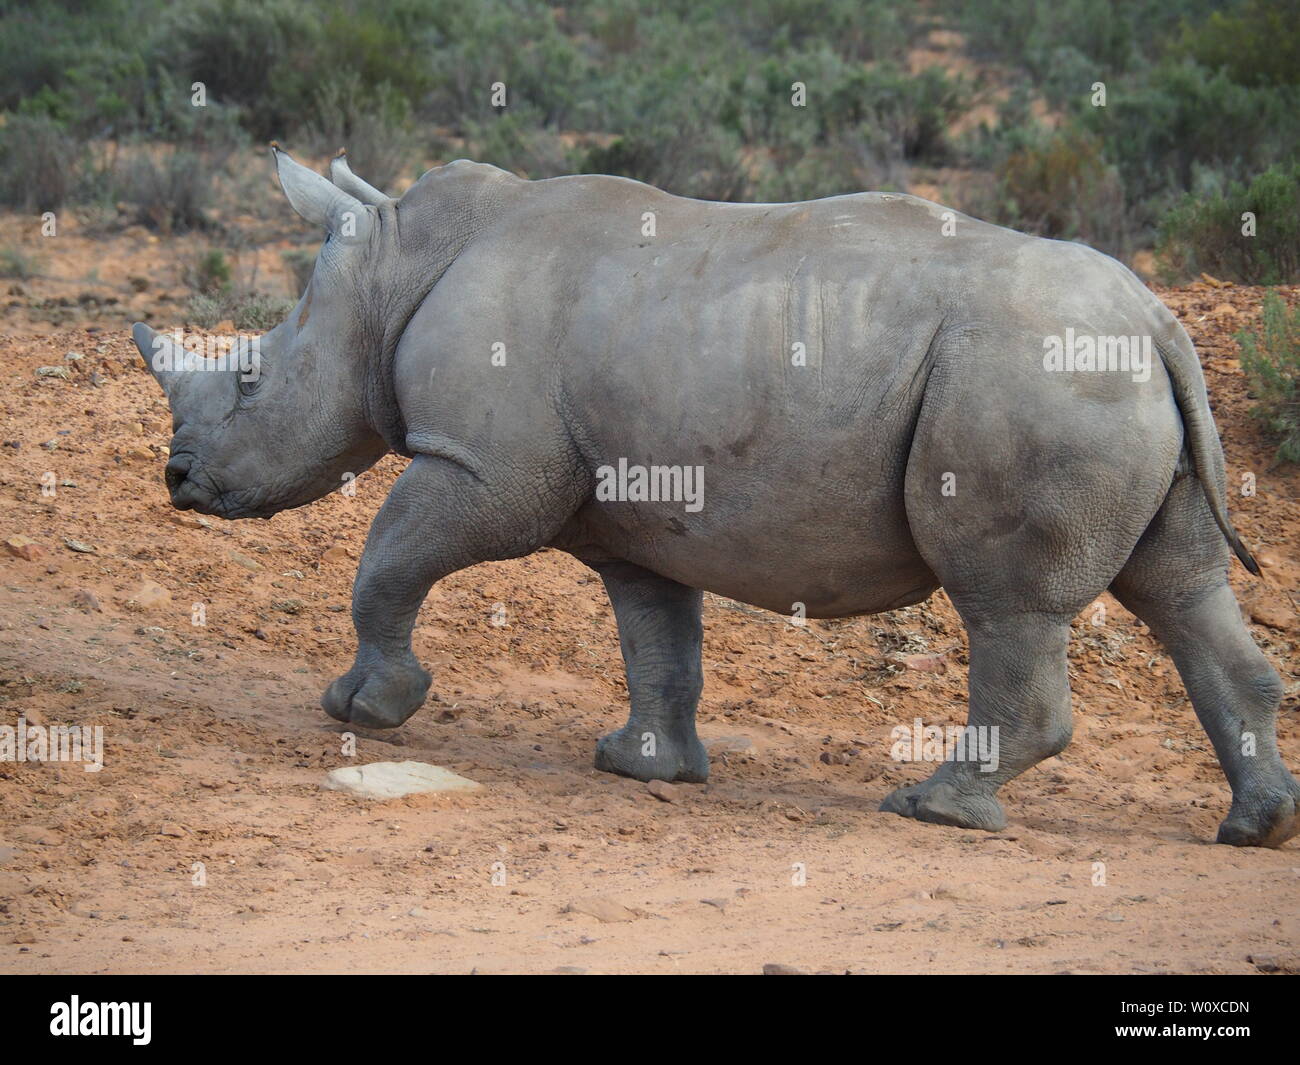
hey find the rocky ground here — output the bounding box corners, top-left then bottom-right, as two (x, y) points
(0, 240), (1297, 973)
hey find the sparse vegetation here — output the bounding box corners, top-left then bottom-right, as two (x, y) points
(187, 289), (294, 331)
(1237, 290), (1300, 464)
(0, 244), (42, 278)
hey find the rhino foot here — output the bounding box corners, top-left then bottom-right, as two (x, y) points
(880, 776), (1006, 832)
(594, 723), (709, 784)
(321, 653), (432, 729)
(1216, 779), (1300, 848)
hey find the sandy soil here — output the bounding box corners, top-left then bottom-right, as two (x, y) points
(1, 250), (1298, 973)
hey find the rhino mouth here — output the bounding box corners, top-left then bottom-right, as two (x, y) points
(164, 453), (235, 517)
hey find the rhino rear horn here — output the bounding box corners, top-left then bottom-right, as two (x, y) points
(330, 150), (393, 207)
(270, 143), (370, 239)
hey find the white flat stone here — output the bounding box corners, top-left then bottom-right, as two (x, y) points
(321, 761), (482, 799)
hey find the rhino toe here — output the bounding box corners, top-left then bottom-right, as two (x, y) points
(880, 777), (1006, 832)
(1216, 785), (1300, 848)
(321, 657), (431, 730)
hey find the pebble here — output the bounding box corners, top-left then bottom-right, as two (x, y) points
(647, 779), (682, 803)
(4, 536), (45, 561)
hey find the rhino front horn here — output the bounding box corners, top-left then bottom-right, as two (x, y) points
(132, 321), (191, 397)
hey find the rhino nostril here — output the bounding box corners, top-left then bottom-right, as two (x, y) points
(165, 456), (192, 492)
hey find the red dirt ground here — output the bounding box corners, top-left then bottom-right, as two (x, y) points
(0, 267), (1297, 974)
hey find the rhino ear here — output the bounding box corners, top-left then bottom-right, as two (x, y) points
(271, 143), (370, 239)
(330, 149), (393, 207)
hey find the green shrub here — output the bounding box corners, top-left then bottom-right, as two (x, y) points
(185, 248), (232, 295)
(1237, 290), (1300, 463)
(1177, 0), (1300, 88)
(298, 72), (415, 191)
(188, 289), (293, 331)
(1080, 61), (1300, 226)
(467, 109), (574, 182)
(120, 147), (215, 233)
(0, 244), (43, 279)
(0, 113), (79, 211)
(154, 0), (321, 140)
(1156, 164), (1300, 285)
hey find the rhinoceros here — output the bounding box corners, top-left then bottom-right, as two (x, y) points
(132, 145), (1298, 847)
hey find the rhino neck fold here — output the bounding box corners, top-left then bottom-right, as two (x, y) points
(362, 173), (520, 458)
(363, 335), (411, 458)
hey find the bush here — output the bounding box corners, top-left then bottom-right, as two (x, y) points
(298, 72), (415, 191)
(0, 245), (43, 279)
(188, 290), (293, 331)
(154, 0), (321, 141)
(0, 113), (79, 211)
(993, 126), (1131, 255)
(467, 109), (573, 182)
(1156, 164), (1300, 285)
(120, 147), (215, 233)
(1177, 0), (1300, 88)
(1237, 290), (1300, 463)
(185, 248), (232, 294)
(1080, 61), (1300, 227)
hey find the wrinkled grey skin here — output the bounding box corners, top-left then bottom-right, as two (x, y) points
(133, 146), (1299, 847)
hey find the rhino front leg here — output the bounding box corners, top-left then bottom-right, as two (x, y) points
(322, 453), (563, 729)
(592, 561), (709, 783)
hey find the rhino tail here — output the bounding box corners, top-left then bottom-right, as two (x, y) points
(1154, 326), (1260, 576)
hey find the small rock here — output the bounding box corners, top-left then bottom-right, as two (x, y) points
(35, 365), (70, 379)
(704, 735), (752, 753)
(900, 653), (947, 674)
(321, 761), (483, 800)
(320, 544), (350, 563)
(1247, 953), (1300, 974)
(129, 579), (171, 609)
(68, 587), (101, 610)
(228, 551), (262, 571)
(4, 536), (45, 561)
(13, 826), (63, 847)
(1249, 601), (1292, 632)
(563, 896), (638, 924)
(158, 823), (187, 838)
(63, 538), (95, 554)
(762, 963), (807, 975)
(647, 779), (682, 804)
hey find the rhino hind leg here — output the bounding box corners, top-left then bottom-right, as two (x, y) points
(591, 561), (709, 784)
(1111, 475), (1299, 847)
(880, 612), (1074, 831)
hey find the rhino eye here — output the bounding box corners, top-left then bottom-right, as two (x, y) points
(238, 376), (261, 397)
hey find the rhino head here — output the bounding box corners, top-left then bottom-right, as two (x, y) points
(132, 146), (427, 518)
